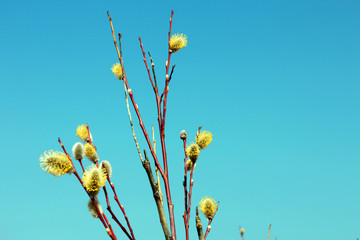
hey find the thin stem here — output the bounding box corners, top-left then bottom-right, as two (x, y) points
(86, 123), (92, 145)
(159, 10), (176, 240)
(107, 176), (136, 240)
(103, 183), (133, 240)
(96, 195), (117, 240)
(182, 138), (189, 239)
(107, 11), (165, 178)
(139, 37), (163, 152)
(267, 224), (272, 240)
(153, 125), (163, 203)
(160, 65), (176, 100)
(186, 164), (195, 222)
(123, 81), (144, 162)
(79, 159), (85, 172)
(148, 52), (158, 89)
(118, 33), (123, 58)
(139, 38), (156, 90)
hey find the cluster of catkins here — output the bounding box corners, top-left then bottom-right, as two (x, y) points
(182, 129), (213, 171)
(39, 125), (113, 218)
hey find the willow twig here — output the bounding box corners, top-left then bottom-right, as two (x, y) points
(186, 164), (195, 223)
(107, 11), (164, 178)
(102, 182), (133, 240)
(158, 10), (177, 240)
(123, 81), (143, 162)
(267, 224), (272, 240)
(160, 65), (175, 100)
(143, 150), (171, 240)
(78, 159), (85, 172)
(148, 52), (158, 89)
(195, 207), (204, 240)
(58, 138), (116, 240)
(107, 176), (136, 240)
(182, 138), (189, 239)
(153, 125), (163, 203)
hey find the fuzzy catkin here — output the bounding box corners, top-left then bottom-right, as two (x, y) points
(84, 143), (99, 163)
(88, 199), (103, 218)
(101, 160), (112, 178)
(72, 142), (85, 160)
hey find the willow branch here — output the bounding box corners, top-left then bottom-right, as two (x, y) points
(195, 207), (204, 240)
(102, 185), (132, 240)
(142, 150), (171, 240)
(186, 164), (195, 223)
(123, 81), (144, 162)
(153, 125), (163, 203)
(267, 224), (272, 240)
(139, 38), (163, 152)
(182, 138), (189, 239)
(107, 11), (165, 178)
(148, 52), (158, 89)
(158, 10), (176, 240)
(58, 138), (116, 240)
(106, 175), (136, 240)
(78, 160), (85, 172)
(160, 65), (175, 100)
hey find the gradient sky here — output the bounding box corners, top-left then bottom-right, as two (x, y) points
(1, 0), (360, 239)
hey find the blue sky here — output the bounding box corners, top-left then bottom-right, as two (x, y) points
(1, 0), (359, 239)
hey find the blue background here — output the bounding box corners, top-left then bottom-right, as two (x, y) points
(1, 0), (359, 239)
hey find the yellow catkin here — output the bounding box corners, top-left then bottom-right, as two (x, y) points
(84, 143), (99, 163)
(111, 63), (124, 80)
(169, 33), (187, 53)
(186, 143), (200, 162)
(101, 160), (112, 178)
(199, 196), (217, 219)
(186, 160), (194, 171)
(39, 150), (73, 177)
(82, 165), (107, 196)
(76, 125), (89, 142)
(88, 199), (103, 218)
(196, 130), (212, 150)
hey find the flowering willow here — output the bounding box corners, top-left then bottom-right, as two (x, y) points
(38, 10), (220, 240)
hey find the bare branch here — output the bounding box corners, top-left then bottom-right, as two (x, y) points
(143, 150), (171, 240)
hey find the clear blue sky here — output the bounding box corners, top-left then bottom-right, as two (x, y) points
(1, 0), (359, 239)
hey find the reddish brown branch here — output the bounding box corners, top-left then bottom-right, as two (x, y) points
(79, 159), (85, 172)
(139, 38), (163, 138)
(98, 199), (116, 240)
(182, 138), (189, 239)
(103, 184), (133, 240)
(107, 175), (136, 240)
(148, 52), (158, 89)
(158, 10), (177, 240)
(58, 138), (116, 240)
(108, 10), (177, 240)
(139, 38), (156, 90)
(86, 123), (92, 145)
(107, 11), (165, 179)
(186, 164), (195, 222)
(160, 65), (176, 100)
